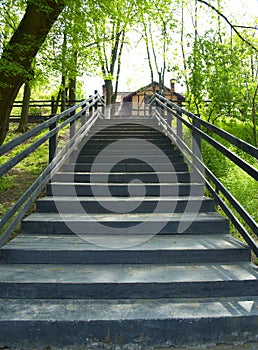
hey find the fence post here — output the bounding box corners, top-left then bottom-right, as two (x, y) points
(101, 96), (105, 117)
(167, 106), (172, 128)
(81, 101), (86, 126)
(89, 95), (93, 117)
(149, 103), (152, 119)
(51, 96), (55, 116)
(192, 113), (201, 170)
(70, 109), (76, 140)
(94, 90), (98, 113)
(177, 110), (182, 140)
(49, 120), (57, 163)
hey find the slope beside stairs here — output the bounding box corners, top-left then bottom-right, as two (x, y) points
(0, 118), (257, 348)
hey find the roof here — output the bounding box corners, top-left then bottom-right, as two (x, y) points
(122, 81), (185, 103)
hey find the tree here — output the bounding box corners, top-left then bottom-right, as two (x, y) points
(87, 0), (131, 106)
(88, 0), (155, 106)
(179, 1), (257, 144)
(197, 0), (258, 53)
(139, 0), (178, 90)
(185, 28), (258, 146)
(0, 0), (65, 145)
(0, 0), (25, 53)
(17, 81), (31, 133)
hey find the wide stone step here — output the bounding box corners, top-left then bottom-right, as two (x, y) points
(88, 124), (164, 130)
(0, 296), (257, 348)
(89, 130), (163, 136)
(75, 155), (184, 164)
(62, 162), (189, 172)
(77, 147), (177, 156)
(94, 120), (158, 127)
(52, 171), (192, 184)
(88, 129), (167, 140)
(87, 134), (171, 146)
(0, 234), (250, 264)
(82, 135), (172, 146)
(22, 212), (229, 235)
(89, 129), (165, 137)
(79, 142), (174, 150)
(0, 262), (257, 299)
(36, 196), (214, 214)
(2, 117), (257, 349)
(46, 182), (204, 197)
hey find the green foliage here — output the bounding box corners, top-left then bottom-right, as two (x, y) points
(216, 119), (257, 147)
(179, 0), (258, 148)
(0, 0), (26, 50)
(0, 174), (15, 191)
(201, 139), (231, 178)
(200, 118), (257, 240)
(0, 123), (49, 225)
(222, 166), (258, 223)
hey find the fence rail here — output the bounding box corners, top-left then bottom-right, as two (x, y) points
(0, 93), (105, 248)
(10, 97), (100, 122)
(149, 93), (258, 257)
(1, 93), (257, 257)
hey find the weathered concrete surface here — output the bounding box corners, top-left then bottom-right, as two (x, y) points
(1, 120), (257, 349)
(1, 340), (258, 350)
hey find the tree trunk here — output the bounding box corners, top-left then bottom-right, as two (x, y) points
(114, 30), (125, 105)
(251, 84), (258, 147)
(105, 80), (113, 106)
(0, 0), (65, 145)
(17, 82), (31, 133)
(69, 78), (76, 107)
(61, 75), (66, 112)
(68, 50), (78, 107)
(53, 89), (62, 115)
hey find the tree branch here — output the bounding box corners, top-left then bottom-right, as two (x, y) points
(197, 0), (258, 53)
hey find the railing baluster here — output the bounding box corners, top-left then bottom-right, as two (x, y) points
(177, 110), (182, 140)
(70, 109), (76, 140)
(49, 121), (57, 163)
(0, 93), (103, 248)
(89, 95), (93, 117)
(94, 90), (99, 114)
(149, 93), (258, 255)
(192, 113), (201, 168)
(81, 102), (86, 126)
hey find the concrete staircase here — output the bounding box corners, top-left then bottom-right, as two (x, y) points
(0, 119), (257, 348)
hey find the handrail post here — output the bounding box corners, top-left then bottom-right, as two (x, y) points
(161, 101), (165, 120)
(89, 95), (93, 117)
(94, 90), (98, 114)
(192, 113), (201, 170)
(167, 103), (172, 127)
(81, 101), (86, 126)
(177, 110), (183, 140)
(70, 109), (76, 140)
(149, 102), (152, 118)
(94, 98), (98, 113)
(101, 97), (105, 117)
(51, 96), (55, 117)
(49, 121), (57, 163)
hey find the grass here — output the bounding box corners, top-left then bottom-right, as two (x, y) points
(179, 118), (258, 259)
(0, 124), (49, 238)
(0, 122), (70, 239)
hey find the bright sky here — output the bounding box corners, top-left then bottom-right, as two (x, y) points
(83, 0), (258, 95)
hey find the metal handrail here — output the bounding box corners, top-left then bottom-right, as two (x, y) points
(150, 93), (258, 256)
(154, 93), (258, 159)
(0, 94), (104, 248)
